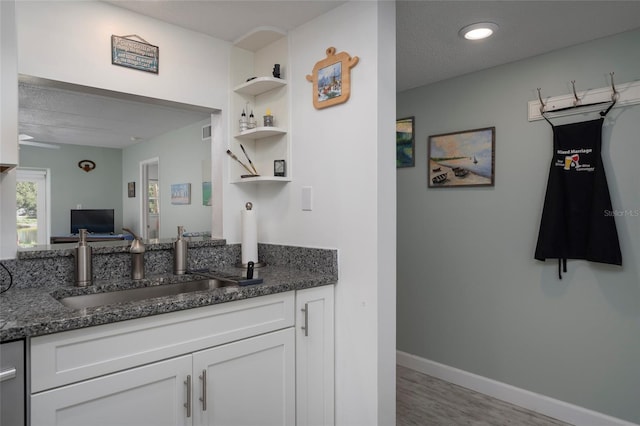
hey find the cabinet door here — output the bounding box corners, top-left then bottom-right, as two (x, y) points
(31, 355), (192, 426)
(193, 328), (295, 426)
(296, 285), (335, 426)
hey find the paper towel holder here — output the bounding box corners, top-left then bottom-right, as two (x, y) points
(238, 202), (266, 268)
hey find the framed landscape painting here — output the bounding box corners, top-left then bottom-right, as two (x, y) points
(428, 127), (495, 188)
(396, 116), (415, 168)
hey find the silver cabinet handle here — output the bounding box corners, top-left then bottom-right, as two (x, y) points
(301, 303), (309, 337)
(199, 370), (207, 411)
(184, 374), (192, 418)
(0, 367), (17, 383)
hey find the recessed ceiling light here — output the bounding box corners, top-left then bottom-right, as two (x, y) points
(459, 22), (499, 41)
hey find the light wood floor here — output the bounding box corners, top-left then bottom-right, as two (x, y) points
(397, 365), (573, 426)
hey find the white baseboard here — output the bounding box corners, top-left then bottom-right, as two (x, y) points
(397, 350), (639, 426)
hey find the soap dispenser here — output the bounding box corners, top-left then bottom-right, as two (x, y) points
(173, 226), (188, 275)
(74, 229), (92, 287)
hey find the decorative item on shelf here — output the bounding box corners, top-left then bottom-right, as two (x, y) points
(239, 108), (248, 132)
(264, 108), (274, 127)
(78, 160), (96, 172)
(274, 160), (286, 177)
(248, 110), (256, 129)
(226, 149), (258, 177)
(272, 63), (281, 78)
(240, 144), (259, 175)
(306, 46), (359, 109)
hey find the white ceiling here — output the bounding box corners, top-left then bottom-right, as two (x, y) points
(20, 1), (640, 148)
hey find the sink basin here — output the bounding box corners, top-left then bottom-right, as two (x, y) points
(58, 279), (236, 309)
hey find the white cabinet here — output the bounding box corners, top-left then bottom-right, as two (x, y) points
(296, 285), (335, 426)
(29, 287), (334, 426)
(32, 330), (295, 426)
(31, 355), (193, 426)
(194, 328), (295, 426)
(230, 29), (291, 184)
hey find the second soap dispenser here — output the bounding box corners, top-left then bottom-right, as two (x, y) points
(173, 226), (188, 275)
(74, 228), (92, 287)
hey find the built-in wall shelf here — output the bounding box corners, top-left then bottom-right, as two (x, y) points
(234, 77), (286, 96)
(231, 176), (291, 184)
(235, 127), (286, 140)
(229, 29), (290, 184)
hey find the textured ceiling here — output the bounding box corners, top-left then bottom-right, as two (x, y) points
(19, 78), (213, 148)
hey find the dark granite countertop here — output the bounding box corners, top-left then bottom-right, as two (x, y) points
(0, 265), (336, 342)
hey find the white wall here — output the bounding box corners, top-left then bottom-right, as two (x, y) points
(397, 29), (640, 423)
(225, 2), (397, 424)
(16, 0), (228, 109)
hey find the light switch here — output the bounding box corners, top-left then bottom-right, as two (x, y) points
(302, 186), (313, 211)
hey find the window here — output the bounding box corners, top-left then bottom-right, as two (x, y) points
(16, 169), (49, 247)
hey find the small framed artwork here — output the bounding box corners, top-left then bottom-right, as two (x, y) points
(127, 181), (136, 198)
(396, 117), (415, 168)
(171, 183), (191, 205)
(306, 47), (359, 109)
(202, 182), (212, 206)
(274, 160), (286, 177)
(427, 127), (495, 188)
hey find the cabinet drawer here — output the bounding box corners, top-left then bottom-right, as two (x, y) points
(31, 292), (294, 392)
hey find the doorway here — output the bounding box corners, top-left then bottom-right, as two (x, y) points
(140, 158), (160, 240)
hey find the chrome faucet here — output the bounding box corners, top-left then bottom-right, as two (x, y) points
(122, 228), (145, 280)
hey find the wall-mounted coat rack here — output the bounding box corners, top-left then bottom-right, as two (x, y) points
(528, 72), (640, 121)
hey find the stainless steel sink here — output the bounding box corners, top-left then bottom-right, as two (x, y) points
(58, 279), (236, 309)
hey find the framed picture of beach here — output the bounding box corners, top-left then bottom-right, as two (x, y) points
(396, 117), (415, 168)
(427, 127), (495, 188)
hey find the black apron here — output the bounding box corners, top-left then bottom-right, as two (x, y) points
(535, 118), (622, 278)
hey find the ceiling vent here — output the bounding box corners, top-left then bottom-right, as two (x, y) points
(202, 124), (212, 141)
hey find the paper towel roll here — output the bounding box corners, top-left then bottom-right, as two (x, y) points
(241, 208), (258, 265)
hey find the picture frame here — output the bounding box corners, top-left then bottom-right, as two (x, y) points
(127, 181), (135, 198)
(170, 183), (191, 205)
(111, 35), (159, 74)
(202, 182), (212, 206)
(306, 47), (359, 109)
(396, 117), (415, 168)
(427, 127), (495, 188)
